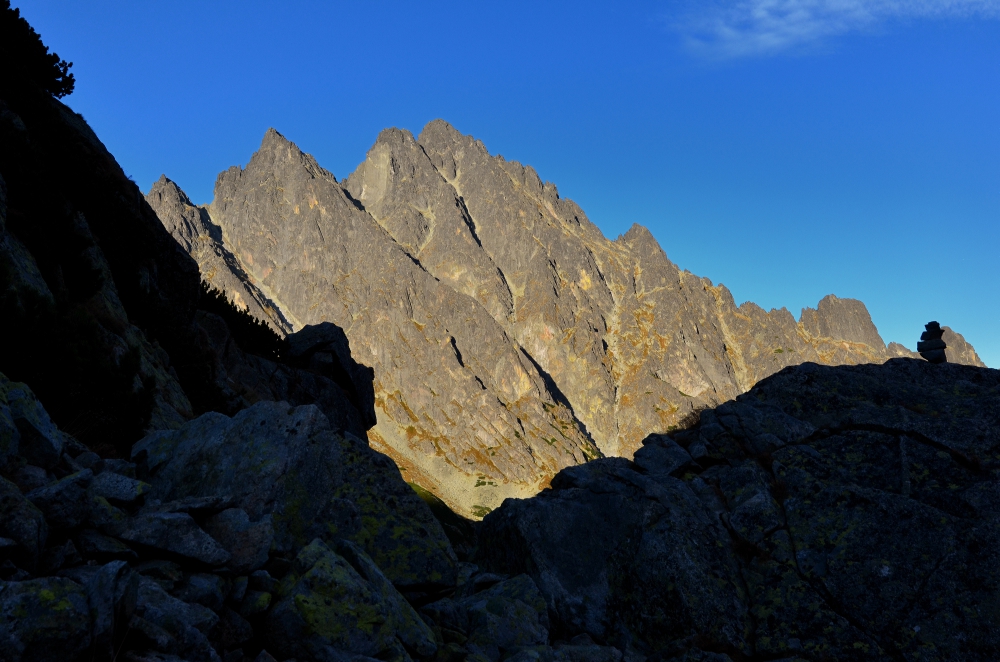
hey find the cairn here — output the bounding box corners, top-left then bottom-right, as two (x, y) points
(917, 321), (947, 363)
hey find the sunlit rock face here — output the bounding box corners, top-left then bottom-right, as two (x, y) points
(149, 121), (984, 517)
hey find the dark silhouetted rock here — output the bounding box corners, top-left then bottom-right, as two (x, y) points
(423, 574), (549, 661)
(133, 575), (221, 662)
(8, 464), (48, 493)
(0, 475), (47, 566)
(75, 528), (137, 562)
(132, 400), (456, 590)
(141, 495), (236, 517)
(119, 512), (231, 567)
(0, 576), (92, 662)
(917, 320), (947, 363)
(170, 572), (227, 613)
(190, 310), (371, 437)
(95, 458), (138, 478)
(87, 495), (129, 537)
(0, 389), (18, 471)
(25, 468), (91, 530)
(90, 561), (141, 658)
(478, 359), (1000, 659)
(88, 470), (151, 506)
(38, 538), (81, 574)
(264, 538), (436, 662)
(201, 508), (273, 574)
(3, 379), (64, 469)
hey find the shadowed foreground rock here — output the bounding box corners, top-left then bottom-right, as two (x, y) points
(477, 358), (1000, 660)
(3, 356), (1000, 661)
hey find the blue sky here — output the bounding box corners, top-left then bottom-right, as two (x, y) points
(16, 1), (1000, 366)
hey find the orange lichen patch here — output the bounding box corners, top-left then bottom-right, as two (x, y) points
(375, 389), (420, 424)
(536, 473), (555, 491)
(653, 399), (681, 428)
(460, 445), (504, 479)
(394, 417), (454, 459)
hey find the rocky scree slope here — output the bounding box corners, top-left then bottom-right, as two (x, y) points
(0, 371), (466, 662)
(149, 124), (985, 517)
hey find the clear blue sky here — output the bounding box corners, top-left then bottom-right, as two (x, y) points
(16, 1), (1000, 366)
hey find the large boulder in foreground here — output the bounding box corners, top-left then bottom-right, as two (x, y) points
(265, 538), (436, 662)
(0, 576), (92, 662)
(477, 359), (1000, 661)
(132, 400), (457, 589)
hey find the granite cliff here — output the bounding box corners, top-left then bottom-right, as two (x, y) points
(148, 125), (985, 516)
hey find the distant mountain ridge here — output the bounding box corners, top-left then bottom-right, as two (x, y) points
(147, 121), (984, 517)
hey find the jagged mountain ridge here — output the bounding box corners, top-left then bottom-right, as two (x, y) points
(148, 121), (984, 516)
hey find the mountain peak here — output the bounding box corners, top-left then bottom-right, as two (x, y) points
(801, 294), (885, 350)
(161, 119), (986, 516)
(261, 126), (290, 147)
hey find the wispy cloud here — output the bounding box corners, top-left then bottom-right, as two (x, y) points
(679, 0), (1000, 58)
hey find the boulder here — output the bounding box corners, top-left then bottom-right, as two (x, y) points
(476, 460), (749, 653)
(133, 576), (221, 662)
(118, 512), (231, 567)
(264, 538), (437, 662)
(89, 470), (150, 505)
(0, 396), (18, 470)
(75, 528), (138, 561)
(132, 401), (456, 589)
(503, 645), (623, 662)
(88, 495), (129, 536)
(61, 560), (140, 660)
(143, 495), (236, 517)
(95, 458), (138, 478)
(216, 607), (253, 650)
(26, 468), (93, 530)
(3, 380), (64, 469)
(0, 576), (92, 662)
(170, 572), (228, 612)
(335, 539), (438, 657)
(39, 538), (81, 573)
(201, 508), (273, 573)
(9, 464), (49, 493)
(238, 589), (272, 618)
(0, 476), (47, 566)
(136, 560), (185, 592)
(423, 574), (549, 662)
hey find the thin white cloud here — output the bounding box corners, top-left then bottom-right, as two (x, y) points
(680, 0), (1000, 58)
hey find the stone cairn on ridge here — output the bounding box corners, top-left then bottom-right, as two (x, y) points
(917, 320), (948, 363)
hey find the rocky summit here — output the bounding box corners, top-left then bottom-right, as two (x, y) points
(148, 124), (984, 516)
